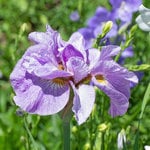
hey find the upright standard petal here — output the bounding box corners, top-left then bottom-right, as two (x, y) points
(61, 44), (84, 63)
(86, 48), (100, 70)
(72, 84), (95, 125)
(68, 32), (85, 51)
(99, 45), (121, 61)
(66, 57), (89, 83)
(28, 25), (58, 45)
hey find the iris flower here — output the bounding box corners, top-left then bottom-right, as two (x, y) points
(10, 26), (95, 124)
(10, 26), (138, 125)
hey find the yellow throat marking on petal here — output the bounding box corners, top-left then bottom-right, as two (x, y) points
(95, 75), (106, 84)
(58, 64), (64, 70)
(52, 78), (67, 86)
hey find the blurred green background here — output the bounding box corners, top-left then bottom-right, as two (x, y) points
(0, 0), (150, 149)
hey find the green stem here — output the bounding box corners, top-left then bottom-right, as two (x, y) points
(24, 116), (38, 150)
(101, 132), (104, 150)
(63, 120), (70, 150)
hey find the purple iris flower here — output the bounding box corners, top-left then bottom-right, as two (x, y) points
(110, 0), (142, 22)
(10, 26), (95, 125)
(10, 26), (138, 124)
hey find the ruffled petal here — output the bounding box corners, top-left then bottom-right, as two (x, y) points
(106, 75), (130, 98)
(24, 44), (58, 66)
(34, 68), (72, 79)
(28, 25), (58, 45)
(68, 32), (85, 51)
(14, 78), (70, 115)
(61, 44), (84, 63)
(92, 60), (138, 84)
(68, 32), (87, 59)
(23, 58), (72, 79)
(100, 45), (121, 61)
(86, 48), (100, 70)
(66, 57), (89, 83)
(71, 83), (95, 125)
(92, 77), (129, 117)
(10, 59), (32, 95)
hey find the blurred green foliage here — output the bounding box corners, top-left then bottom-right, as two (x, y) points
(0, 0), (150, 149)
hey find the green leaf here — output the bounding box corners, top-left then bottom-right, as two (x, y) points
(124, 64), (150, 71)
(139, 83), (150, 119)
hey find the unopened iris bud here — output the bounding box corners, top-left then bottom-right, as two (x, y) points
(102, 21), (113, 36)
(93, 21), (113, 48)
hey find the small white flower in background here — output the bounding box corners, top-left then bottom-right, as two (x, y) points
(117, 129), (126, 150)
(136, 5), (150, 32)
(145, 145), (150, 150)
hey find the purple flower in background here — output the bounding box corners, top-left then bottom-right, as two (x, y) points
(118, 46), (134, 65)
(78, 7), (118, 48)
(70, 10), (80, 22)
(78, 0), (142, 48)
(87, 7), (111, 29)
(78, 27), (94, 49)
(110, 0), (142, 22)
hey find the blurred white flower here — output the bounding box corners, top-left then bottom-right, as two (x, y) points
(117, 129), (126, 150)
(145, 145), (150, 150)
(136, 5), (150, 32)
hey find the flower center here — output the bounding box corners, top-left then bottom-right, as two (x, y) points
(95, 75), (106, 84)
(58, 64), (64, 70)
